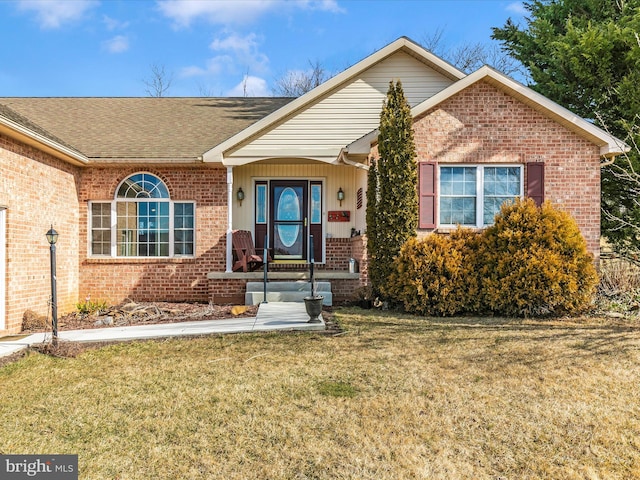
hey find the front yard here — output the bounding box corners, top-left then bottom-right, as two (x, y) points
(1, 309), (639, 479)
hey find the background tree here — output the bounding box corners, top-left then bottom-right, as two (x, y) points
(272, 60), (329, 97)
(367, 80), (418, 297)
(143, 63), (173, 97)
(492, 0), (640, 260)
(422, 27), (522, 76)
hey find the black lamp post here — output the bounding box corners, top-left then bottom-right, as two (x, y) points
(46, 226), (59, 344)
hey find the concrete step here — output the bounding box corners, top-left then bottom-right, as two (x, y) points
(245, 281), (332, 306)
(246, 281), (331, 293)
(246, 291), (333, 306)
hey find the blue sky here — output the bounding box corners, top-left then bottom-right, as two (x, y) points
(0, 0), (527, 97)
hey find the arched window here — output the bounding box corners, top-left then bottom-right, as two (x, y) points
(89, 173), (195, 257)
(117, 173), (170, 199)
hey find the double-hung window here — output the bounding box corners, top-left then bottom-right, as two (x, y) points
(89, 173), (195, 257)
(439, 165), (522, 227)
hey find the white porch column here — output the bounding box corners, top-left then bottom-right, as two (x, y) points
(226, 166), (234, 273)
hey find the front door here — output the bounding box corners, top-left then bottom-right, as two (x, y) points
(270, 181), (308, 260)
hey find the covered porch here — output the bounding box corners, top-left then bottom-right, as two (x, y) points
(212, 158), (370, 306)
(207, 245), (366, 306)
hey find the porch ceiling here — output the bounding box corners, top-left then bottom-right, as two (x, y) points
(222, 154), (341, 166)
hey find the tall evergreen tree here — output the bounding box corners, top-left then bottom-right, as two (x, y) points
(365, 156), (379, 289)
(367, 80), (418, 296)
(492, 0), (640, 261)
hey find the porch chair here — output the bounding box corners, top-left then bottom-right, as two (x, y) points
(231, 230), (271, 272)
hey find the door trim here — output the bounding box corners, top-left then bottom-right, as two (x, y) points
(252, 178), (326, 263)
(270, 180), (308, 260)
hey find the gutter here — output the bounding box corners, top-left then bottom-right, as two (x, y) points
(601, 155), (617, 167)
(0, 117), (88, 166)
(337, 148), (370, 170)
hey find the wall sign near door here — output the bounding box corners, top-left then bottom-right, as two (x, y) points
(328, 211), (350, 222)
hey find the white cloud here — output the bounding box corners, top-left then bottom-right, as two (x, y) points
(180, 55), (235, 78)
(157, 0), (278, 28)
(506, 2), (527, 16)
(156, 0), (344, 28)
(209, 32), (269, 74)
(299, 0), (345, 14)
(180, 65), (207, 78)
(227, 75), (269, 97)
(205, 55), (235, 75)
(102, 35), (129, 54)
(103, 14), (130, 31)
(210, 32), (258, 53)
(16, 0), (99, 29)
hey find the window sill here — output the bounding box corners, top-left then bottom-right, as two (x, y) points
(85, 256), (196, 264)
(433, 226), (485, 234)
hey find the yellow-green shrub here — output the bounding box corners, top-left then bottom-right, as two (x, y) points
(478, 198), (598, 316)
(386, 199), (597, 317)
(387, 228), (480, 316)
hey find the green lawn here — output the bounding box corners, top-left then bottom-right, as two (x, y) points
(1, 309), (640, 479)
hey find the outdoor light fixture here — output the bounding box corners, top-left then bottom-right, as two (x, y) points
(237, 187), (245, 206)
(46, 226), (59, 245)
(46, 225), (59, 345)
(337, 187), (345, 207)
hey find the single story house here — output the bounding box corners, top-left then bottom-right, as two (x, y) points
(0, 37), (625, 334)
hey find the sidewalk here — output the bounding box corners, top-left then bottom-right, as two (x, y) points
(0, 302), (324, 359)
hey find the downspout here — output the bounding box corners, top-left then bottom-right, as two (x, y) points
(337, 148), (370, 170)
(226, 166), (234, 273)
(342, 157), (370, 171)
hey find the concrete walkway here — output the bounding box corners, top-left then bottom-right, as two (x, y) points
(0, 302), (324, 359)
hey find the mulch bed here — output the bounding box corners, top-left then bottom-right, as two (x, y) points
(1, 301), (340, 365)
(22, 301), (259, 333)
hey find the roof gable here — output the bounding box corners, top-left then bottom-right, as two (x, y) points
(203, 37), (466, 165)
(344, 65), (627, 159)
(412, 66), (627, 157)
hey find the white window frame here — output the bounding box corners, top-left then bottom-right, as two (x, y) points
(88, 173), (196, 258)
(437, 164), (523, 228)
(173, 201), (196, 257)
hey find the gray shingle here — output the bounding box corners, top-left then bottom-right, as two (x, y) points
(0, 102), (84, 155)
(0, 97), (293, 160)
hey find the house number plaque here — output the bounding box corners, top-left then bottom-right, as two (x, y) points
(328, 211), (350, 222)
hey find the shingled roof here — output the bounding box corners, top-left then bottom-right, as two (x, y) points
(0, 97), (293, 162)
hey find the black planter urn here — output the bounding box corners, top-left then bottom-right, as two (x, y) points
(304, 296), (324, 323)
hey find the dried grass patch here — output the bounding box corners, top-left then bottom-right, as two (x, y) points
(1, 310), (640, 479)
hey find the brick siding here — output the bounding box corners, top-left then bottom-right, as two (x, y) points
(209, 278), (247, 305)
(78, 166), (228, 305)
(411, 81), (601, 259)
(0, 79), (604, 334)
(0, 133), (81, 334)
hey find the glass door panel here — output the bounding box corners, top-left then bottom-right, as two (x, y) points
(270, 181), (307, 260)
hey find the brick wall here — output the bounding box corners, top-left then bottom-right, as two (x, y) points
(324, 238), (351, 270)
(350, 234), (368, 283)
(0, 133), (81, 334)
(78, 166), (228, 304)
(209, 278), (247, 305)
(412, 81), (601, 259)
